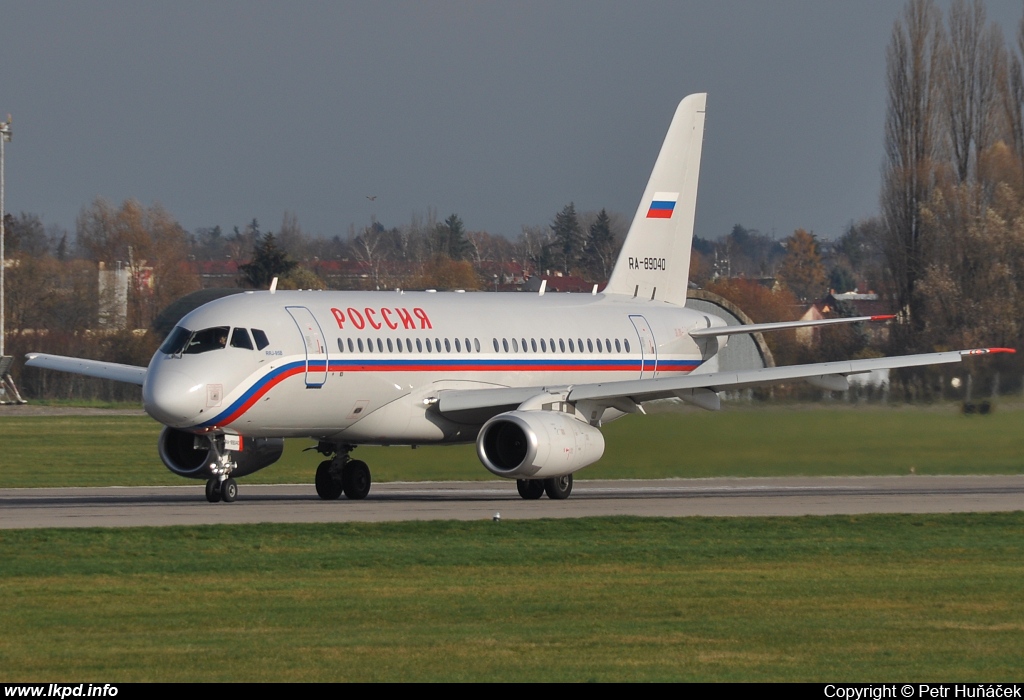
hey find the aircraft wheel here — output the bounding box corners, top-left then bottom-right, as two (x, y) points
(315, 460), (343, 500)
(221, 478), (238, 503)
(205, 478), (221, 503)
(516, 479), (545, 500)
(544, 474), (573, 500)
(342, 460), (371, 500)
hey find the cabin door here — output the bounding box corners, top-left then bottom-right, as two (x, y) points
(286, 306), (328, 387)
(629, 314), (658, 379)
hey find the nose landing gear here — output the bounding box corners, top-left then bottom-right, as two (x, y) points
(205, 476), (238, 503)
(203, 435), (240, 504)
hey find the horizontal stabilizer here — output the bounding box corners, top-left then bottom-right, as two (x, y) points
(25, 353), (147, 386)
(689, 315), (895, 338)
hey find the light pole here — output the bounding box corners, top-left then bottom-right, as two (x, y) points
(0, 114), (10, 358)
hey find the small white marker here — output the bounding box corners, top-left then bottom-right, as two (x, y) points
(493, 512), (501, 522)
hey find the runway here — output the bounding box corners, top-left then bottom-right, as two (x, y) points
(0, 475), (1022, 528)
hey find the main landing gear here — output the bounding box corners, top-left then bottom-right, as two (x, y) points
(314, 444), (371, 500)
(516, 474), (573, 500)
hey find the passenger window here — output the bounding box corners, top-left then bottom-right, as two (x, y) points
(474, 338), (480, 353)
(588, 339), (594, 353)
(624, 339), (631, 353)
(559, 339), (565, 352)
(531, 339), (538, 352)
(230, 328), (254, 350)
(251, 329), (270, 351)
(387, 338), (394, 352)
(337, 338), (345, 353)
(358, 338), (364, 352)
(348, 338), (355, 352)
(366, 338), (373, 353)
(406, 339), (413, 352)
(540, 339), (547, 352)
(615, 339), (621, 353)
(493, 338), (499, 352)
(455, 338), (461, 352)
(377, 338), (384, 352)
(568, 339), (575, 353)
(445, 338), (451, 353)
(417, 338), (423, 352)
(502, 339), (509, 352)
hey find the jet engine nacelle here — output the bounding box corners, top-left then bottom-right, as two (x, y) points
(158, 427), (285, 479)
(476, 410), (605, 479)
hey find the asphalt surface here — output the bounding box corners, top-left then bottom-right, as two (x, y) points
(0, 475), (1021, 529)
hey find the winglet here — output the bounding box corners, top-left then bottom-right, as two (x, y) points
(961, 347), (1016, 356)
(869, 314), (896, 321)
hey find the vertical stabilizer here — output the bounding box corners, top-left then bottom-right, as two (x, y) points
(604, 94), (706, 305)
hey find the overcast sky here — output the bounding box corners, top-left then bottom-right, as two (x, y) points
(2, 1), (1023, 243)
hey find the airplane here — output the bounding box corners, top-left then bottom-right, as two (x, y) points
(25, 93), (1013, 503)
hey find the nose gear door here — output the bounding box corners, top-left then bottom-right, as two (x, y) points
(286, 306), (328, 387)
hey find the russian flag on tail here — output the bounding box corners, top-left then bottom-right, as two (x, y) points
(646, 191), (679, 219)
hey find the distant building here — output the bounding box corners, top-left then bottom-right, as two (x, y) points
(796, 291), (892, 347)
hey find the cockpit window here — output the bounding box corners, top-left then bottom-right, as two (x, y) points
(160, 326), (192, 355)
(251, 329), (270, 350)
(230, 328), (254, 350)
(182, 327), (230, 354)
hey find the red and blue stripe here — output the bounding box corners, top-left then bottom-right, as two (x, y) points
(197, 357), (701, 428)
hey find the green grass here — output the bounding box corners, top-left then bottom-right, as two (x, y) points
(1, 403), (1022, 487)
(0, 514), (1021, 681)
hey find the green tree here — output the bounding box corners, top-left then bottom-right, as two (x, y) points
(239, 233), (296, 289)
(551, 202), (584, 274)
(584, 208), (616, 281)
(433, 213), (471, 260)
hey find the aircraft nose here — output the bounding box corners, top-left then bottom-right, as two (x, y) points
(143, 368), (206, 427)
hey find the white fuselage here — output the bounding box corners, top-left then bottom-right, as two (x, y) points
(143, 290), (723, 444)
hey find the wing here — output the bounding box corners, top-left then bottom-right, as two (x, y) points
(24, 353), (148, 386)
(435, 348), (1013, 422)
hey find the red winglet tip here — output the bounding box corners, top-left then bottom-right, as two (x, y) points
(869, 314), (896, 321)
(964, 347), (1016, 356)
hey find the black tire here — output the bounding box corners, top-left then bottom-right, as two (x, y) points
(517, 479), (545, 500)
(342, 460), (371, 500)
(205, 478), (221, 503)
(315, 459), (343, 500)
(544, 474), (573, 500)
(221, 477), (238, 503)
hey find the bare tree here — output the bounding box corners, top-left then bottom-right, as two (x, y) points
(881, 0), (944, 344)
(942, 0), (1006, 184)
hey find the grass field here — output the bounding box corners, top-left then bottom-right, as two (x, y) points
(0, 402), (1021, 487)
(0, 514), (1021, 682)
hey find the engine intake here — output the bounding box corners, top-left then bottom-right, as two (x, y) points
(476, 410), (605, 479)
(158, 427), (284, 479)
